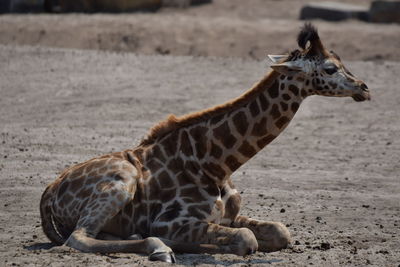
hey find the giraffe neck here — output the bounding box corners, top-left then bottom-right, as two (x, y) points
(197, 71), (307, 184)
(140, 70), (307, 186)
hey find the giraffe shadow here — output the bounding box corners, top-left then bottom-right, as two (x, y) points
(175, 254), (283, 266)
(23, 243), (283, 265)
(24, 242), (57, 251)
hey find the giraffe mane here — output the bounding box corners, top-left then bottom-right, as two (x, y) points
(297, 23), (329, 58)
(140, 71), (279, 145)
(297, 23), (319, 50)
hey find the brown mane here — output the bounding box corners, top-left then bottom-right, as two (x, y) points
(139, 69), (280, 145)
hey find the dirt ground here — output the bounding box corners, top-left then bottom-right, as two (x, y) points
(1, 0), (400, 266)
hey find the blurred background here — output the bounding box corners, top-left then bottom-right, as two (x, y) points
(0, 0), (399, 61)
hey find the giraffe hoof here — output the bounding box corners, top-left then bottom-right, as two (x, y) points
(149, 251), (176, 263)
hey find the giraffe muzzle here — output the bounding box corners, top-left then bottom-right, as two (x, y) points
(352, 83), (370, 102)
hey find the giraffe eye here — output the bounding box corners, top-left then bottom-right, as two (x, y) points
(324, 67), (337, 75)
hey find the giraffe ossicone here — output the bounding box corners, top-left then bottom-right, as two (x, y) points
(40, 23), (370, 263)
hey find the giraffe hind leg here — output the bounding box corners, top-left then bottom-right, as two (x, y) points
(62, 180), (175, 262)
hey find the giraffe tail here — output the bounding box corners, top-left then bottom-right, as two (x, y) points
(40, 185), (66, 245)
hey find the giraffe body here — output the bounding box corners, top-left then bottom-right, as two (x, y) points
(40, 24), (370, 262)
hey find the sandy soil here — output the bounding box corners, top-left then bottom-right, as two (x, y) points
(1, 44), (399, 266)
(1, 0), (400, 266)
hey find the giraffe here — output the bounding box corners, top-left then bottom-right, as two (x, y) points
(40, 23), (370, 263)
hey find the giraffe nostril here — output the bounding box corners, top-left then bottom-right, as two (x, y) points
(360, 83), (368, 91)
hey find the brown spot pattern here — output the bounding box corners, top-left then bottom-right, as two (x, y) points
(167, 157), (184, 173)
(146, 159), (163, 173)
(57, 181), (69, 198)
(202, 162), (226, 178)
(238, 140), (257, 158)
(291, 102), (300, 113)
(160, 131), (179, 156)
(181, 186), (207, 202)
(257, 134), (276, 148)
(180, 131), (192, 157)
(270, 104), (281, 119)
(158, 201), (182, 222)
(282, 94), (291, 101)
(190, 126), (208, 159)
(249, 100), (260, 117)
(77, 187), (92, 199)
(301, 89), (307, 98)
(151, 145), (166, 162)
(225, 155), (241, 172)
(232, 111), (248, 136)
(213, 121), (237, 149)
(210, 114), (224, 125)
(258, 93), (270, 111)
(280, 102), (288, 111)
(268, 80), (280, 99)
(184, 160), (201, 175)
(288, 85), (299, 96)
(275, 116), (290, 129)
(158, 171), (174, 188)
(160, 188), (176, 202)
(210, 141), (223, 159)
(251, 117), (268, 136)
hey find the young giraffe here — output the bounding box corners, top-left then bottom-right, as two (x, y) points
(40, 24), (370, 263)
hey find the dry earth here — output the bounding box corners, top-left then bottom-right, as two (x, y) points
(1, 45), (399, 266)
(1, 0), (400, 266)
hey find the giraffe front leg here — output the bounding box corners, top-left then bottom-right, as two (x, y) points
(232, 216), (292, 252)
(65, 228), (176, 263)
(153, 221), (258, 256)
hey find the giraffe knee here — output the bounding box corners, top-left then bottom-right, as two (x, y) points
(267, 222), (292, 251)
(64, 229), (92, 252)
(233, 228), (258, 256)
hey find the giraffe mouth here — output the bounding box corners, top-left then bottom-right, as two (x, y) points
(352, 94), (368, 102)
(352, 88), (371, 102)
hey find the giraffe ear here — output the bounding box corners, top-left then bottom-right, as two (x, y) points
(267, 54), (287, 63)
(270, 61), (303, 75)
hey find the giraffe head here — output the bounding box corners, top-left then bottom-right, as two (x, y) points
(268, 23), (370, 102)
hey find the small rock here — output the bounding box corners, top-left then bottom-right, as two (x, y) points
(320, 242), (331, 250)
(280, 208), (286, 213)
(376, 249), (389, 254)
